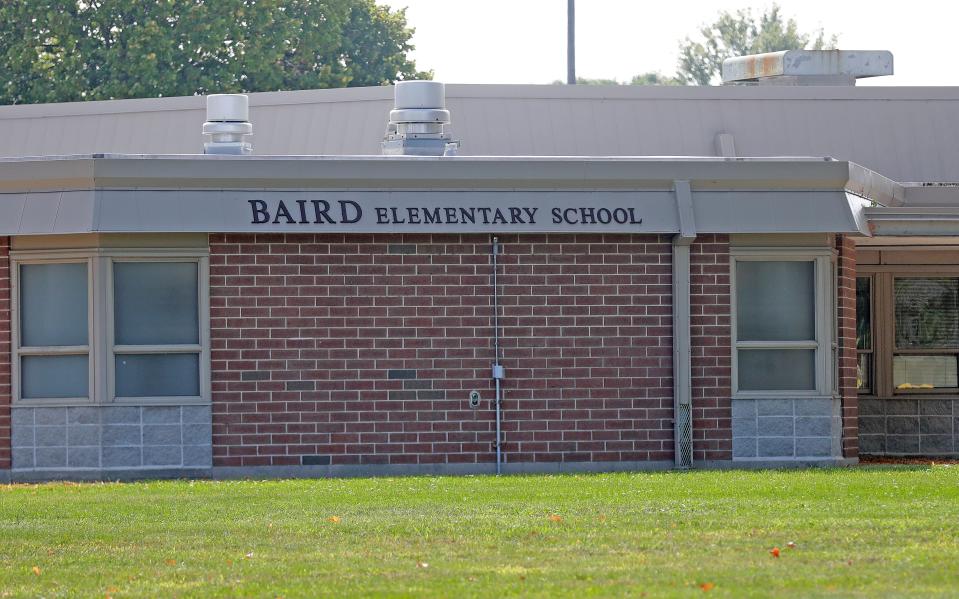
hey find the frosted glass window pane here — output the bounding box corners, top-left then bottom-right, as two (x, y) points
(894, 278), (959, 349)
(20, 263), (87, 347)
(737, 261), (815, 341)
(738, 349), (816, 391)
(893, 355), (958, 389)
(21, 355), (88, 398)
(114, 262), (198, 345)
(115, 353), (199, 397)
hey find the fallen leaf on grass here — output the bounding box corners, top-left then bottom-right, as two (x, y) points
(598, 514), (607, 522)
(31, 566), (41, 576)
(770, 547), (780, 558)
(328, 516), (341, 523)
(416, 562), (429, 569)
(548, 514), (563, 523)
(165, 559), (177, 566)
(700, 582), (715, 592)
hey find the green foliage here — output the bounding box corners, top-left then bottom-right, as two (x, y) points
(551, 72), (682, 86)
(629, 72), (683, 86)
(555, 5), (835, 87)
(1, 469), (958, 596)
(0, 0), (430, 105)
(677, 4), (838, 85)
(572, 76), (622, 85)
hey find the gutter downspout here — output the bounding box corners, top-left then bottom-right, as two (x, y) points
(672, 180), (696, 469)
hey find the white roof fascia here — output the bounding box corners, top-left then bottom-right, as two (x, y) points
(0, 155), (875, 237)
(865, 206), (959, 236)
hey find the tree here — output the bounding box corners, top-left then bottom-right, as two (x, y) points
(0, 0), (430, 105)
(552, 72), (682, 86)
(676, 4), (837, 85)
(629, 72), (683, 86)
(565, 4), (838, 87)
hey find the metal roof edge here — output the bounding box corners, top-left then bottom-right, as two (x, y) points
(4, 84), (959, 120)
(87, 155), (856, 192)
(844, 162), (904, 207)
(900, 185), (959, 207)
(0, 157), (96, 192)
(864, 205), (959, 236)
(0, 154), (871, 194)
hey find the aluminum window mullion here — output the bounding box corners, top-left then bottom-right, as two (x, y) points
(735, 340), (818, 349)
(113, 345), (202, 354)
(878, 273), (895, 397)
(816, 255), (830, 395)
(16, 345), (90, 356)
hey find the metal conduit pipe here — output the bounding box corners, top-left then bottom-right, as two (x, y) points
(491, 236), (505, 474)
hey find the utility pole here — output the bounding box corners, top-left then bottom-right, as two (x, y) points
(567, 0), (576, 84)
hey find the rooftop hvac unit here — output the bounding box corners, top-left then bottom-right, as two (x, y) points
(203, 94), (253, 155)
(382, 81), (459, 156)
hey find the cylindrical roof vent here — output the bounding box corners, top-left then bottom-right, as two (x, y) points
(203, 94), (253, 155)
(382, 81), (459, 156)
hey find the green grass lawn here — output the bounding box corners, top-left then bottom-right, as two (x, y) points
(1, 467), (958, 597)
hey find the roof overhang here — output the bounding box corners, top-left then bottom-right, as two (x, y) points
(0, 155), (877, 236)
(865, 207), (959, 236)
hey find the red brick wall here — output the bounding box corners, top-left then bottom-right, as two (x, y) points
(209, 233), (709, 467)
(837, 235), (858, 458)
(690, 234), (733, 462)
(0, 237), (10, 469)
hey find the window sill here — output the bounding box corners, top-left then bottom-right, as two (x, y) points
(733, 392), (831, 400)
(859, 393), (959, 401)
(12, 398), (211, 408)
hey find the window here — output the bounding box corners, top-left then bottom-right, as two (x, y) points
(856, 272), (959, 396)
(732, 249), (834, 396)
(13, 259), (93, 401)
(12, 250), (209, 404)
(110, 260), (203, 400)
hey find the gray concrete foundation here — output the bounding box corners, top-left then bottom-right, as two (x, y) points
(731, 397), (843, 460)
(10, 405), (212, 471)
(858, 398), (959, 456)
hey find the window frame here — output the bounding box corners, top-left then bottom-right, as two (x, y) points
(105, 251), (210, 404)
(11, 252), (96, 405)
(730, 247), (835, 398)
(10, 248), (210, 406)
(856, 275), (875, 395)
(858, 267), (959, 397)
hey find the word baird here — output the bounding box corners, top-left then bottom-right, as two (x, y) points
(248, 200), (643, 228)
